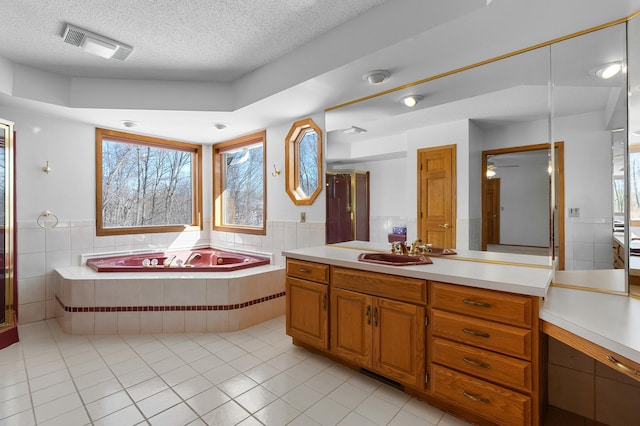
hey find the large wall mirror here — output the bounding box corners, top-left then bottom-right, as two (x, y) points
(628, 14), (640, 297)
(326, 18), (633, 295)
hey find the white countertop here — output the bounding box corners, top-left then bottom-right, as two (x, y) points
(283, 243), (553, 297)
(55, 263), (284, 280)
(540, 286), (640, 364)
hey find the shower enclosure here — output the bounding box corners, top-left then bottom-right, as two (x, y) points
(325, 170), (369, 244)
(0, 119), (16, 349)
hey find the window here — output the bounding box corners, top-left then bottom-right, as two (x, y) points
(96, 128), (202, 236)
(285, 118), (322, 205)
(213, 130), (266, 235)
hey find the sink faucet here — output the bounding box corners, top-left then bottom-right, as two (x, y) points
(185, 252), (202, 266)
(392, 241), (409, 255)
(163, 255), (176, 267)
(409, 239), (423, 255)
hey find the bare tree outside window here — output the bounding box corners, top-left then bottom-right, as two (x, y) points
(298, 130), (318, 198)
(96, 128), (203, 236)
(214, 131), (266, 235)
(221, 144), (264, 227)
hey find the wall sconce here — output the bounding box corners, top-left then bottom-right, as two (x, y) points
(42, 161), (51, 173)
(272, 164), (281, 177)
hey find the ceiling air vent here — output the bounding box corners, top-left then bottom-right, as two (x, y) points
(61, 24), (133, 61)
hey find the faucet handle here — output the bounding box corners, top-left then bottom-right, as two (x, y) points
(409, 239), (422, 255)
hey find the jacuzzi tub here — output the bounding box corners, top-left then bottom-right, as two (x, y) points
(86, 248), (270, 272)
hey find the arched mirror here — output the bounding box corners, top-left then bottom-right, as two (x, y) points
(285, 118), (323, 205)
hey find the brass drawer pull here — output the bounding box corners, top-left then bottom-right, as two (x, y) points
(298, 268), (311, 274)
(463, 357), (491, 369)
(463, 328), (490, 338)
(607, 355), (640, 376)
(463, 299), (491, 308)
(462, 390), (489, 404)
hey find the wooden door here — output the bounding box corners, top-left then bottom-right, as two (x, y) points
(418, 145), (456, 248)
(354, 171), (370, 241)
(373, 298), (425, 387)
(330, 288), (372, 367)
(486, 178), (500, 245)
(286, 277), (328, 350)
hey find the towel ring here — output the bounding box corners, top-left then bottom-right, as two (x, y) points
(37, 211), (59, 228)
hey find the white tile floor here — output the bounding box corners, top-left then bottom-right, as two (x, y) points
(0, 316), (473, 426)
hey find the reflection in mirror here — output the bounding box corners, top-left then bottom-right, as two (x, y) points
(550, 23), (627, 293)
(326, 46), (552, 263)
(482, 145), (557, 258)
(285, 118), (323, 205)
(629, 15), (640, 296)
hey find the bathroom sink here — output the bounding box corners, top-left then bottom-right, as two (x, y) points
(424, 247), (457, 256)
(357, 252), (433, 266)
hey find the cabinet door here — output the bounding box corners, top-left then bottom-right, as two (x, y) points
(330, 288), (372, 367)
(286, 277), (328, 350)
(373, 298), (425, 387)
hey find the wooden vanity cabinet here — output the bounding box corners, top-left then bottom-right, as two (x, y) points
(330, 267), (426, 388)
(286, 259), (330, 350)
(285, 257), (544, 426)
(613, 239), (624, 269)
(430, 281), (541, 426)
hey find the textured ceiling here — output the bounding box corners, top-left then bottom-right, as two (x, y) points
(0, 0), (387, 82)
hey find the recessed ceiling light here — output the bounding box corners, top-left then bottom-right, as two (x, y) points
(363, 70), (391, 85)
(213, 123), (228, 130)
(343, 126), (367, 134)
(595, 61), (623, 79)
(401, 95), (423, 107)
(121, 120), (139, 128)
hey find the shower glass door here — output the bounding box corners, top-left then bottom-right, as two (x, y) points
(0, 118), (15, 347)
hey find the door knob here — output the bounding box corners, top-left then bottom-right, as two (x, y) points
(438, 223), (450, 229)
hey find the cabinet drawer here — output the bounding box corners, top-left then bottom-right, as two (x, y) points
(287, 259), (329, 284)
(431, 282), (532, 328)
(331, 267), (426, 305)
(431, 364), (530, 426)
(432, 338), (532, 391)
(431, 310), (531, 360)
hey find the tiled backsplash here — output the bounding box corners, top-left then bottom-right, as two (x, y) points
(564, 217), (614, 270)
(16, 219), (325, 324)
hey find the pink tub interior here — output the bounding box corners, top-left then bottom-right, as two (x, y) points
(86, 248), (270, 272)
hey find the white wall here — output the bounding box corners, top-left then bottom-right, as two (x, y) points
(11, 108), (326, 323)
(496, 157), (549, 246)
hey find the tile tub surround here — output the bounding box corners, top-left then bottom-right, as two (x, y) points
(17, 218), (324, 324)
(54, 265), (285, 335)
